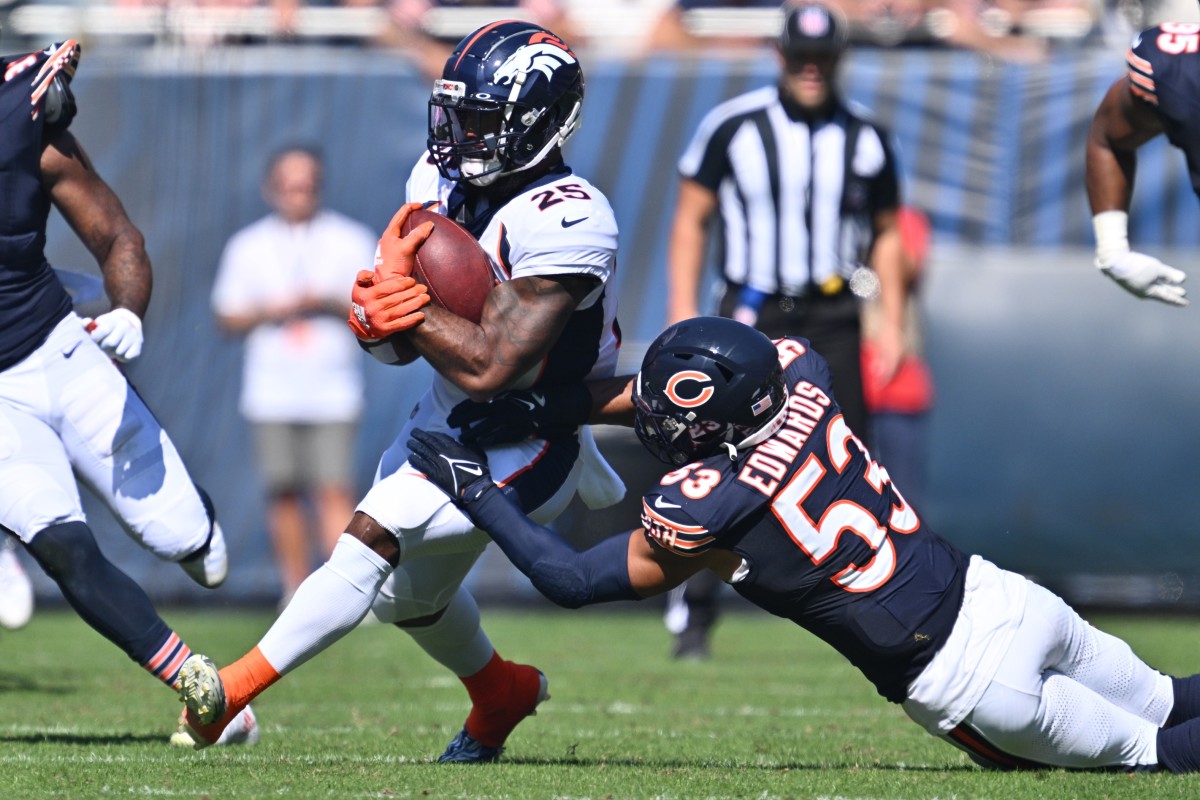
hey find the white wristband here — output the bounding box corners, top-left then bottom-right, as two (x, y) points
(1092, 210), (1130, 269)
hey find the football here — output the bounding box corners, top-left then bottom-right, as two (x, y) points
(401, 207), (495, 324)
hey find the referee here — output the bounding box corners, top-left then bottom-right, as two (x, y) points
(663, 1), (908, 659)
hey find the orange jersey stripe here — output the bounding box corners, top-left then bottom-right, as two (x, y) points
(1127, 70), (1156, 93)
(1126, 48), (1153, 75)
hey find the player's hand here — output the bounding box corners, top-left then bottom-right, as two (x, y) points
(82, 308), (143, 362)
(407, 429), (493, 503)
(348, 272), (431, 340)
(376, 202), (435, 280)
(448, 384), (593, 448)
(1099, 252), (1188, 306)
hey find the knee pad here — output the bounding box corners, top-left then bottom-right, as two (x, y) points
(372, 549), (483, 623)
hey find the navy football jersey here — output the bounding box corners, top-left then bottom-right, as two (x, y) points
(640, 337), (967, 703)
(1127, 24), (1200, 198)
(0, 41), (80, 370)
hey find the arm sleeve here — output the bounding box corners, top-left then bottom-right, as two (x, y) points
(465, 482), (640, 609)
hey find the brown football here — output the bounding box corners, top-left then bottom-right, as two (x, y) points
(401, 207), (495, 324)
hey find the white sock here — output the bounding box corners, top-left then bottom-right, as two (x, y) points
(401, 585), (494, 677)
(259, 534), (391, 674)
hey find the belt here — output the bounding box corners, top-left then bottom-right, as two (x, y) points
(724, 279), (853, 311)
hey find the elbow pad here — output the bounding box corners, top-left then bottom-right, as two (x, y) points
(44, 74), (77, 128)
(526, 533), (638, 609)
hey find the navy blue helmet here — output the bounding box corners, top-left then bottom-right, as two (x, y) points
(428, 21), (584, 187)
(634, 317), (789, 467)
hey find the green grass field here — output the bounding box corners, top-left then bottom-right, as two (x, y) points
(2, 607), (1199, 799)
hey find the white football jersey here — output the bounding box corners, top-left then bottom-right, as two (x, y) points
(405, 156), (622, 416)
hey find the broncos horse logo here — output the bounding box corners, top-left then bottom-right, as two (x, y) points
(493, 40), (577, 86)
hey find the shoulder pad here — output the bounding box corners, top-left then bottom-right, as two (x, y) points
(34, 40), (81, 130)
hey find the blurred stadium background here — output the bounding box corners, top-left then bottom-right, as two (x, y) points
(6, 0), (1200, 612)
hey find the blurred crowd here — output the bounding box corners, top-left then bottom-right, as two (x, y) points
(5, 0), (1198, 61)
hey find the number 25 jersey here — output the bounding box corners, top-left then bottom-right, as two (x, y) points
(641, 337), (967, 703)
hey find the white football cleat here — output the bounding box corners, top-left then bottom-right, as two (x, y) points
(0, 538), (34, 631)
(170, 704), (259, 748)
(178, 523), (228, 589)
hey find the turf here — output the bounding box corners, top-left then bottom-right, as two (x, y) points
(1, 607), (1198, 799)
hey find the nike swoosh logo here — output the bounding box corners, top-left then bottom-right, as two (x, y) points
(448, 460), (483, 477)
(513, 398), (536, 411)
(62, 341), (81, 358)
(561, 217), (588, 228)
(653, 496), (681, 510)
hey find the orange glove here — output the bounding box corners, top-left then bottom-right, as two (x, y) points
(348, 272), (431, 340)
(376, 202), (435, 279)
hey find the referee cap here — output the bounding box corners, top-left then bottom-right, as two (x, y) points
(779, 3), (849, 56)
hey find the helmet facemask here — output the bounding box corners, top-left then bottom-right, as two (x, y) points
(632, 316), (792, 467)
(427, 22), (584, 188)
(633, 365), (788, 467)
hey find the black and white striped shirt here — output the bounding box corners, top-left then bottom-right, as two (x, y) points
(679, 86), (899, 297)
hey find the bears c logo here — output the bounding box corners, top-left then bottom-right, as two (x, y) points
(665, 371), (714, 408)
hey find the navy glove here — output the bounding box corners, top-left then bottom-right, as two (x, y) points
(407, 429), (494, 503)
(447, 384), (592, 448)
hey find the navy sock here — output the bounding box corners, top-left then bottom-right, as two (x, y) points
(27, 521), (185, 685)
(1157, 718), (1200, 773)
(1167, 675), (1200, 727)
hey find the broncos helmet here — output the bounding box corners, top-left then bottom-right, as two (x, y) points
(634, 317), (789, 467)
(428, 20), (584, 188)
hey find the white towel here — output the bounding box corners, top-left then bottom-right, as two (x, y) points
(576, 425), (626, 510)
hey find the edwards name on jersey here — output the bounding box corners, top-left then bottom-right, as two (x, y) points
(641, 337), (967, 703)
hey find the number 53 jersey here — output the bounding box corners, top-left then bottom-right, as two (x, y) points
(640, 337), (968, 703)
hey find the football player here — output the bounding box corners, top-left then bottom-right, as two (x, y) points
(407, 316), (1200, 772)
(0, 40), (255, 745)
(175, 21), (625, 761)
(1087, 22), (1200, 306)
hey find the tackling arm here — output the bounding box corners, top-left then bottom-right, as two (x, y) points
(406, 428), (727, 607)
(447, 374), (636, 447)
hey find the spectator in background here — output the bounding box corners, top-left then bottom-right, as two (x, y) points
(211, 146), (376, 606)
(861, 205), (935, 510)
(663, 1), (907, 659)
(383, 0), (580, 81)
(644, 0), (784, 53)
